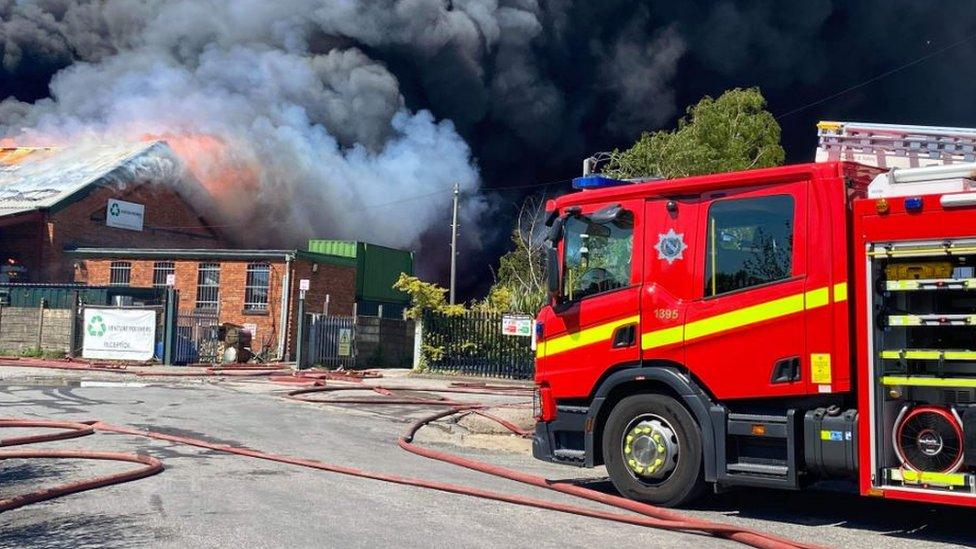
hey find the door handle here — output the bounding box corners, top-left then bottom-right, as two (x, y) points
(611, 324), (637, 348)
(771, 356), (801, 383)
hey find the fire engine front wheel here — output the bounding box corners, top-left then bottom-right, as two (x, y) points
(602, 393), (706, 507)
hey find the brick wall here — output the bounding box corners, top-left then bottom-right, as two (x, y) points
(0, 306), (73, 354)
(80, 255), (357, 359)
(284, 260), (356, 359)
(34, 181), (225, 282)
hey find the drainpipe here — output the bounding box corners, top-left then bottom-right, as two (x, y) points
(277, 254), (293, 361)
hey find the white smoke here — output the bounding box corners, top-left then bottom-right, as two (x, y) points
(0, 1), (491, 250)
(0, 0), (691, 279)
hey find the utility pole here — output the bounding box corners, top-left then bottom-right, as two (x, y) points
(449, 182), (459, 305)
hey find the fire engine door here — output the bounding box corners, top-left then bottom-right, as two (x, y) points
(543, 199), (645, 378)
(640, 195), (702, 367)
(683, 182), (810, 400)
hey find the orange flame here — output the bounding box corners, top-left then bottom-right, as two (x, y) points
(141, 133), (261, 200)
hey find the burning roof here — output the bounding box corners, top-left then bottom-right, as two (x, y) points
(0, 140), (182, 218)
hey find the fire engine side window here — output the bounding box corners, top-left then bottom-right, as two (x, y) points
(704, 195), (794, 297)
(562, 211), (634, 301)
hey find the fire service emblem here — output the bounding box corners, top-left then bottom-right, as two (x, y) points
(654, 229), (687, 265)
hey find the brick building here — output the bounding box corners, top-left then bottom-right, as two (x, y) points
(70, 248), (357, 359)
(0, 141), (224, 283)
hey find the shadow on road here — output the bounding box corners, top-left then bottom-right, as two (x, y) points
(0, 514), (155, 549)
(570, 477), (976, 547)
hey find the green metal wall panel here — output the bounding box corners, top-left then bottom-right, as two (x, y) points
(359, 243), (413, 303)
(307, 239), (358, 258)
(0, 285), (164, 309)
(306, 240), (413, 303)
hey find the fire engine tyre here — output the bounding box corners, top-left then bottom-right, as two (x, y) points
(603, 393), (706, 507)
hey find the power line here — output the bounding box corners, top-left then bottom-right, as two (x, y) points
(777, 30), (976, 120)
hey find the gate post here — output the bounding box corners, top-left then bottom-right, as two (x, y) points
(295, 295), (308, 369)
(67, 291), (79, 359)
(162, 288), (178, 365)
(412, 314), (423, 371)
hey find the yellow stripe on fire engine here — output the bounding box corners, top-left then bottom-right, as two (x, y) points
(899, 469), (969, 487)
(881, 376), (976, 388)
(642, 284), (838, 351)
(542, 284), (842, 357)
(833, 282), (847, 302)
(540, 315), (640, 358)
(683, 293), (807, 341)
(881, 349), (976, 360)
(640, 325), (684, 350)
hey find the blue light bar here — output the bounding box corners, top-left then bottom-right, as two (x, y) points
(905, 196), (923, 212)
(572, 174), (630, 190)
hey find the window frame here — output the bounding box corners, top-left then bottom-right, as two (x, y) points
(559, 209), (636, 303)
(243, 262), (271, 312)
(109, 261), (131, 286)
(152, 261), (175, 288)
(702, 193), (797, 299)
(195, 262), (221, 310)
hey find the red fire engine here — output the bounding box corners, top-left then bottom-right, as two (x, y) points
(533, 121), (976, 508)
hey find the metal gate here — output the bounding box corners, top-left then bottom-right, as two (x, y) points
(421, 311), (534, 379)
(173, 310), (220, 364)
(306, 314), (356, 368)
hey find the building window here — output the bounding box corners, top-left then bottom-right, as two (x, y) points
(109, 261), (131, 286)
(195, 263), (220, 310)
(705, 195), (795, 297)
(152, 261), (175, 288)
(244, 263), (271, 312)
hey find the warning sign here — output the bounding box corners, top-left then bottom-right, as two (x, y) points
(501, 315), (533, 337)
(811, 353), (832, 384)
(338, 328), (352, 357)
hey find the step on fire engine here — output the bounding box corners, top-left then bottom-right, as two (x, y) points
(532, 121), (976, 507)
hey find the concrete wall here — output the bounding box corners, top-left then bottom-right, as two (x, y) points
(354, 316), (414, 368)
(0, 305), (73, 354)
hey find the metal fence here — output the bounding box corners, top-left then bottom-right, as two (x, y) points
(173, 310), (221, 364)
(306, 314), (356, 368)
(421, 311), (534, 379)
(0, 283), (166, 309)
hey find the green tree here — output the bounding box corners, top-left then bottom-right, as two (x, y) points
(393, 274), (466, 319)
(487, 195), (549, 314)
(604, 87), (784, 179)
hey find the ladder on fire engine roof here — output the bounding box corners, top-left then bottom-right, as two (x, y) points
(816, 121), (976, 202)
(816, 120), (976, 169)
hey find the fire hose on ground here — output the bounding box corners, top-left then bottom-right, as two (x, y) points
(0, 419), (163, 513)
(0, 369), (820, 549)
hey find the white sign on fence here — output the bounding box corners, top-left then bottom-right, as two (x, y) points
(106, 199), (145, 231)
(501, 314), (533, 337)
(337, 328), (352, 356)
(82, 308), (156, 361)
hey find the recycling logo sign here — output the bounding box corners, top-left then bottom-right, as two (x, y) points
(105, 199), (145, 231)
(82, 308), (156, 361)
(87, 315), (107, 337)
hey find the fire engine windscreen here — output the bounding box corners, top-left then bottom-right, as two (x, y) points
(562, 211), (634, 301)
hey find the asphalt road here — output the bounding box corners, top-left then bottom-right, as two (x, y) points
(0, 371), (973, 549)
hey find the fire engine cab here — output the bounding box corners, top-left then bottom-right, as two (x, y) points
(533, 121), (976, 508)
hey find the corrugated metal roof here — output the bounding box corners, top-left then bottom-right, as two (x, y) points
(66, 247), (358, 268)
(0, 141), (171, 218)
(308, 239), (359, 258)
